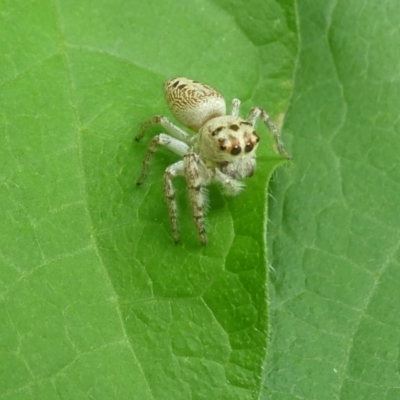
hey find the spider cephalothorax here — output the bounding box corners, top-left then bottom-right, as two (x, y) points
(136, 77), (291, 245)
(195, 116), (260, 162)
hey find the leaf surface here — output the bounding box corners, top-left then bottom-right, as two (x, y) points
(0, 1), (296, 398)
(263, 1), (400, 399)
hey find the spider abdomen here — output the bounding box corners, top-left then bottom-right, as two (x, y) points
(165, 77), (226, 132)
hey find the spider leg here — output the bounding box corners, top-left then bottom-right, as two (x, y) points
(136, 134), (189, 185)
(183, 153), (208, 245)
(247, 107), (292, 160)
(135, 115), (192, 144)
(230, 98), (241, 116)
(164, 161), (184, 243)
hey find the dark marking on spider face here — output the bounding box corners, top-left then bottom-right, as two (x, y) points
(211, 127), (223, 136)
(172, 80), (180, 88)
(229, 124), (240, 131)
(253, 131), (260, 142)
(177, 84), (187, 89)
(240, 121), (253, 126)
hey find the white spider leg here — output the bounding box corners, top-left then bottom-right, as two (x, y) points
(135, 115), (192, 144)
(183, 153), (208, 245)
(164, 160), (184, 243)
(247, 107), (292, 160)
(137, 133), (190, 185)
(214, 169), (245, 196)
(230, 98), (241, 116)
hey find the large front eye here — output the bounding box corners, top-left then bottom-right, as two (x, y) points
(244, 142), (254, 152)
(231, 146), (241, 155)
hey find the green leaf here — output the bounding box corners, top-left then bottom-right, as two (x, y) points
(263, 1), (400, 399)
(0, 1), (296, 399)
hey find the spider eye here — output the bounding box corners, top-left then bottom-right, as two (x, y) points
(245, 143), (254, 152)
(231, 146), (241, 155)
(220, 145), (226, 151)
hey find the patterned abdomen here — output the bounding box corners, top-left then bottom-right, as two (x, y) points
(164, 77), (226, 132)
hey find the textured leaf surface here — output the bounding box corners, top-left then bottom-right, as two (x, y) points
(0, 1), (296, 399)
(263, 1), (400, 399)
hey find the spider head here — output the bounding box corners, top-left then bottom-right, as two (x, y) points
(198, 116), (260, 163)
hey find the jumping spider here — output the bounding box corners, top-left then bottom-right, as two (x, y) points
(136, 77), (291, 245)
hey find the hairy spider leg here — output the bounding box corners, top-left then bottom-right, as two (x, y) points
(137, 134), (190, 185)
(183, 153), (208, 245)
(163, 160), (184, 243)
(135, 115), (192, 144)
(230, 98), (241, 117)
(246, 107), (292, 160)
